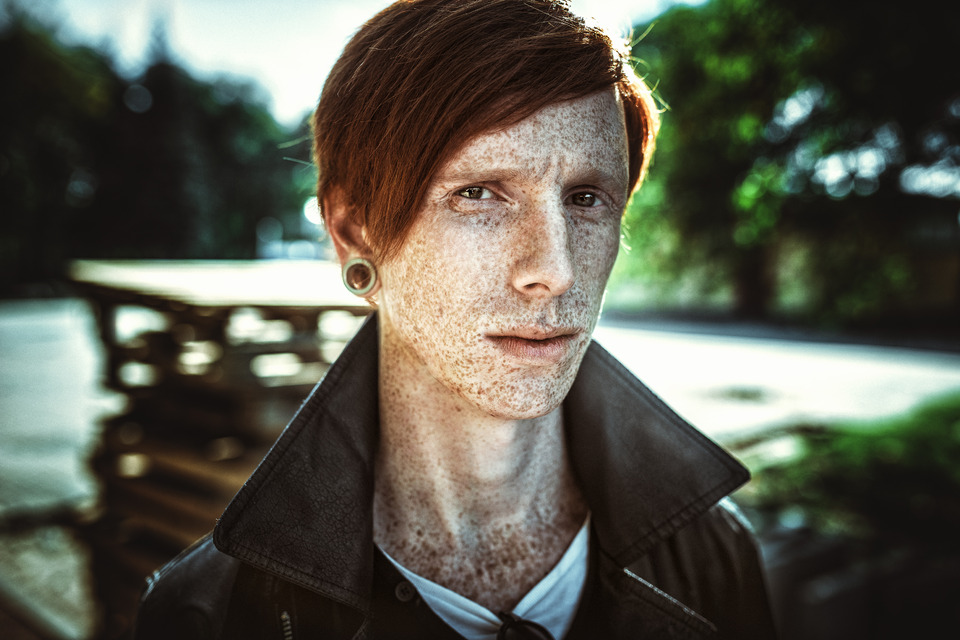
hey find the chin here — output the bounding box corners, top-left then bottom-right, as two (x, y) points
(457, 375), (574, 421)
(481, 401), (558, 421)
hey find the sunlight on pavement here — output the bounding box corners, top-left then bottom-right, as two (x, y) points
(594, 323), (960, 441)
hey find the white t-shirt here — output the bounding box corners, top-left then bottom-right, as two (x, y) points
(380, 518), (590, 640)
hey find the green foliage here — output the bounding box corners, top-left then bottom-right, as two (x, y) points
(744, 391), (960, 548)
(731, 159), (783, 248)
(619, 0), (960, 322)
(0, 10), (313, 292)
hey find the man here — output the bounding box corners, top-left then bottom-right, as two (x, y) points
(135, 1), (776, 638)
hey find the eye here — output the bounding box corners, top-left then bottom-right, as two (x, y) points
(569, 191), (600, 207)
(457, 186), (494, 199)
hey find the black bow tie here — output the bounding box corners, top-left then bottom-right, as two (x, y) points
(496, 612), (556, 640)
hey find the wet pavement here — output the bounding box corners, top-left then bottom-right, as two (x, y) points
(2, 297), (960, 638)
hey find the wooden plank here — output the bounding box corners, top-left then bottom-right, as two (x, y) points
(68, 260), (372, 311)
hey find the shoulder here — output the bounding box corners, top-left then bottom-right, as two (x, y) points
(683, 497), (760, 559)
(639, 498), (761, 588)
(134, 534), (242, 640)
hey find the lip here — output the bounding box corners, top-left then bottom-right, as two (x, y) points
(485, 327), (581, 363)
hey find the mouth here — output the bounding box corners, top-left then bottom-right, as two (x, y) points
(485, 327), (581, 363)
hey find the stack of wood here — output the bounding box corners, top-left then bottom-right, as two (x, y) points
(69, 260), (369, 639)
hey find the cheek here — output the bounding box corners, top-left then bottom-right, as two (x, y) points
(572, 218), (621, 290)
(389, 210), (510, 291)
(379, 223), (490, 337)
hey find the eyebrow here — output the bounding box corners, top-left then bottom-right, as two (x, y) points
(570, 166), (630, 193)
(434, 165), (628, 193)
(432, 168), (525, 185)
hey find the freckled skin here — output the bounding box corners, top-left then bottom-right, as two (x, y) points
(370, 90), (629, 613)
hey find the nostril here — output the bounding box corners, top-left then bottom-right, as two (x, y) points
(513, 256), (575, 297)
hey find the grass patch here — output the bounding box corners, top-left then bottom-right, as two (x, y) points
(737, 390), (960, 549)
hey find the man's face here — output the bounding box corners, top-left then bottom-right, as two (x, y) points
(376, 89), (629, 419)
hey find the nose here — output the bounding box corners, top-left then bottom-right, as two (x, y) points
(511, 201), (575, 298)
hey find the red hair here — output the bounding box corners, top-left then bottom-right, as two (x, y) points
(313, 0), (659, 260)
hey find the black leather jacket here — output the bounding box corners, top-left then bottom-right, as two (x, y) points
(135, 315), (777, 639)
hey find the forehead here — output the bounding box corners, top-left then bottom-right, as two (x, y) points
(439, 90), (629, 184)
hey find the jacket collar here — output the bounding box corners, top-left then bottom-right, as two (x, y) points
(563, 338), (748, 566)
(213, 313), (748, 614)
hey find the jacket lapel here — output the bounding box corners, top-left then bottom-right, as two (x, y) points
(214, 314), (381, 614)
(565, 339), (749, 568)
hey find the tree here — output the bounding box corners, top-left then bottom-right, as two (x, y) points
(618, 0), (960, 324)
(65, 18), (311, 261)
(0, 11), (313, 293)
(74, 56), (308, 260)
(0, 8), (122, 290)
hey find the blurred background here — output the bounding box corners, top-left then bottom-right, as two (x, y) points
(2, 0), (959, 638)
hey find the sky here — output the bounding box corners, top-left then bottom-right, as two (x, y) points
(13, 0), (692, 126)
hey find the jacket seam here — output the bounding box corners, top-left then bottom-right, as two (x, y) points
(216, 401), (373, 601)
(621, 567), (718, 634)
(218, 368), (349, 518)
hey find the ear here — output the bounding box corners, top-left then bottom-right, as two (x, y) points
(323, 188), (372, 263)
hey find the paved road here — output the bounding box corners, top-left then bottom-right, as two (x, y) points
(594, 319), (960, 441)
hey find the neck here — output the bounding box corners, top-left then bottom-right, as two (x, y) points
(376, 390), (573, 532)
(374, 331), (587, 611)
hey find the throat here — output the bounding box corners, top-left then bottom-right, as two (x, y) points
(373, 441), (588, 612)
